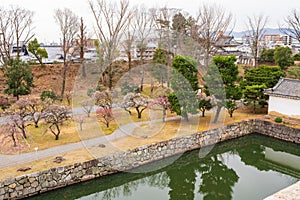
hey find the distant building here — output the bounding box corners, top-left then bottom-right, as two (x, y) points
(263, 34), (281, 44)
(265, 78), (300, 117)
(75, 38), (98, 49)
(136, 42), (157, 60)
(281, 35), (292, 46)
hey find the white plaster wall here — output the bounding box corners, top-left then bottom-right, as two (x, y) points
(268, 96), (300, 117)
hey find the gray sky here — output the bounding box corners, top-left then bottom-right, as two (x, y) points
(0, 0), (299, 43)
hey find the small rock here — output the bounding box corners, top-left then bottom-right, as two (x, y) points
(98, 144), (106, 148)
(53, 156), (66, 164)
(17, 167), (31, 172)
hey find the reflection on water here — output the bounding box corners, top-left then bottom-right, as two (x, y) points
(27, 134), (300, 200)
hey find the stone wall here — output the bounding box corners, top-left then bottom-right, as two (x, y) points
(0, 119), (299, 199)
(253, 119), (300, 144)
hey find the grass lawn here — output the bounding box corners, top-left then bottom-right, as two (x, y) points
(0, 109), (263, 180)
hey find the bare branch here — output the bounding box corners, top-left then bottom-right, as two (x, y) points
(245, 14), (268, 67)
(281, 9), (300, 43)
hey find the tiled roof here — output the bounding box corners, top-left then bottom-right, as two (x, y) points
(265, 77), (300, 99)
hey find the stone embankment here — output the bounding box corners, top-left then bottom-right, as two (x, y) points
(0, 119), (299, 199)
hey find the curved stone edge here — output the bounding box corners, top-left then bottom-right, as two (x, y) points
(0, 119), (299, 200)
(264, 181), (300, 200)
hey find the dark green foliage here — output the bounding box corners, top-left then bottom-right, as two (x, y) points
(293, 53), (300, 61)
(225, 100), (238, 118)
(274, 46), (294, 70)
(171, 55), (198, 91)
(212, 56), (239, 85)
(274, 117), (282, 123)
(2, 59), (34, 100)
(241, 65), (285, 89)
(225, 85), (242, 118)
(241, 65), (283, 113)
(28, 38), (48, 66)
(198, 98), (212, 117)
(287, 66), (300, 79)
(152, 48), (168, 65)
(40, 90), (57, 102)
(259, 48), (275, 63)
(121, 82), (140, 95)
(243, 84), (267, 114)
(204, 56), (241, 120)
(169, 55), (199, 120)
(172, 12), (187, 34)
(167, 93), (181, 115)
(152, 48), (169, 85)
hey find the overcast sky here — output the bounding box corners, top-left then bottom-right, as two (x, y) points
(0, 0), (299, 43)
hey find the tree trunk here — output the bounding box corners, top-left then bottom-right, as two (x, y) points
(136, 107), (142, 119)
(54, 123), (60, 140)
(127, 51), (132, 70)
(61, 64), (67, 100)
(21, 124), (27, 139)
(140, 70), (144, 92)
(253, 101), (256, 114)
(11, 132), (17, 147)
(34, 120), (39, 128)
(162, 108), (166, 122)
(79, 122), (83, 131)
(213, 106), (222, 123)
(202, 109), (205, 117)
(81, 62), (86, 77)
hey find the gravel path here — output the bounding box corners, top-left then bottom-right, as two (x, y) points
(0, 115), (183, 168)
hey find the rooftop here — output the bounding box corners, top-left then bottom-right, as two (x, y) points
(265, 77), (300, 99)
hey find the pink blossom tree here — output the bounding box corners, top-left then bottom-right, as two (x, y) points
(5, 98), (32, 139)
(80, 98), (94, 117)
(1, 122), (19, 147)
(27, 97), (47, 128)
(150, 96), (171, 122)
(0, 96), (10, 111)
(96, 107), (113, 128)
(121, 93), (150, 119)
(44, 105), (71, 140)
(93, 90), (112, 109)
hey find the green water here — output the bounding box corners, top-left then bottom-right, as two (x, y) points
(27, 134), (300, 200)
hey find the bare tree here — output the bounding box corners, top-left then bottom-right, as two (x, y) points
(0, 6), (34, 63)
(54, 8), (79, 99)
(122, 17), (136, 70)
(195, 4), (233, 68)
(245, 14), (268, 68)
(1, 123), (19, 147)
(80, 98), (94, 117)
(133, 6), (154, 62)
(94, 90), (112, 109)
(79, 17), (87, 65)
(5, 99), (32, 139)
(121, 93), (150, 118)
(11, 6), (34, 58)
(281, 9), (300, 43)
(44, 105), (71, 140)
(150, 7), (179, 88)
(89, 0), (133, 89)
(96, 107), (113, 128)
(0, 7), (14, 63)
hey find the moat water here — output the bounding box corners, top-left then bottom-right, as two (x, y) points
(27, 134), (300, 200)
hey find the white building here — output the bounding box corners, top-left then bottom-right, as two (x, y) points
(265, 78), (300, 117)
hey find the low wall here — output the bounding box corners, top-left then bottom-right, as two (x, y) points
(253, 120), (300, 144)
(0, 119), (299, 199)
